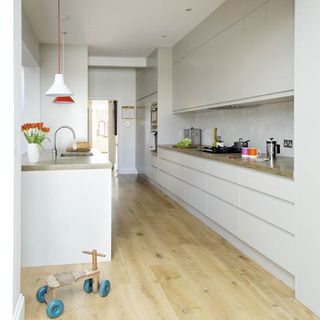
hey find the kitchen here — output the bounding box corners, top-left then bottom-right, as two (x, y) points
(3, 0), (320, 319)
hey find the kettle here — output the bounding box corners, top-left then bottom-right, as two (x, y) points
(266, 138), (280, 159)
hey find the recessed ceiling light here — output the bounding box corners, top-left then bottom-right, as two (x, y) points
(161, 35), (168, 38)
(185, 8), (192, 12)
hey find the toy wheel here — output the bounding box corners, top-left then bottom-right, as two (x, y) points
(99, 279), (111, 297)
(83, 279), (93, 293)
(36, 285), (48, 303)
(46, 299), (64, 319)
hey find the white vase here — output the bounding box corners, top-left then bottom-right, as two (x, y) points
(28, 143), (40, 163)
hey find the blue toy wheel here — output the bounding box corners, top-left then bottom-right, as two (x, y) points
(46, 299), (64, 319)
(36, 285), (48, 303)
(99, 279), (111, 297)
(83, 279), (93, 293)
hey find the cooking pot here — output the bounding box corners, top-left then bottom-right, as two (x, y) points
(233, 138), (250, 149)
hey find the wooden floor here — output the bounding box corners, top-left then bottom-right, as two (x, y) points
(22, 175), (319, 320)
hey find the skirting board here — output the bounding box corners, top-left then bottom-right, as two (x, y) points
(13, 294), (25, 320)
(118, 168), (138, 174)
(141, 174), (295, 289)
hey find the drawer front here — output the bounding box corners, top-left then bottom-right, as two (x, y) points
(159, 148), (184, 164)
(239, 167), (294, 202)
(184, 183), (208, 215)
(151, 153), (158, 168)
(158, 171), (184, 200)
(183, 166), (208, 191)
(158, 158), (184, 180)
(183, 152), (207, 171)
(239, 211), (295, 274)
(207, 195), (239, 235)
(207, 175), (239, 206)
(203, 158), (239, 183)
(240, 187), (296, 234)
(150, 166), (158, 183)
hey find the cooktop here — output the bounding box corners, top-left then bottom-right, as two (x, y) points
(199, 146), (242, 154)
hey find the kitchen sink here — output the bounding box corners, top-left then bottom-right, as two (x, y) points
(60, 152), (94, 157)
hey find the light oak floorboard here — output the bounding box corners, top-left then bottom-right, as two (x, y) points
(21, 175), (319, 319)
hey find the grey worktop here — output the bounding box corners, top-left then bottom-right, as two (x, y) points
(159, 145), (294, 179)
(21, 149), (112, 172)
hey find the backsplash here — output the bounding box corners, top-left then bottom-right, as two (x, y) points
(179, 100), (294, 157)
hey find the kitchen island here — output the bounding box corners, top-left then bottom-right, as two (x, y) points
(21, 150), (112, 267)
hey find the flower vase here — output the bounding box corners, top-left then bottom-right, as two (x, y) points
(28, 143), (40, 163)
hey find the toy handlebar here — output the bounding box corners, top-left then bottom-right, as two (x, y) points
(82, 250), (106, 257)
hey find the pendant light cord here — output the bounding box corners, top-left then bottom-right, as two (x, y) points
(58, 0), (61, 74)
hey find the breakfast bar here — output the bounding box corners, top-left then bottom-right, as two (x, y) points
(21, 150), (112, 267)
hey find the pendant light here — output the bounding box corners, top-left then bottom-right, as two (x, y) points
(53, 29), (75, 104)
(45, 0), (73, 97)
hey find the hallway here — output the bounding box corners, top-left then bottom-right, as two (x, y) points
(21, 175), (318, 319)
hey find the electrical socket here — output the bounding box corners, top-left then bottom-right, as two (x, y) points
(284, 139), (293, 148)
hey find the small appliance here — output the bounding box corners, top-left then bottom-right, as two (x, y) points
(266, 138), (281, 159)
(184, 127), (201, 145)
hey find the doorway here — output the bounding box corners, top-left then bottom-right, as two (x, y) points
(88, 99), (118, 173)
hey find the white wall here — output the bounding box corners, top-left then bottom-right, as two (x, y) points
(40, 44), (88, 151)
(88, 67), (136, 174)
(22, 8), (39, 66)
(295, 0), (320, 316)
(178, 100), (294, 157)
(21, 67), (41, 153)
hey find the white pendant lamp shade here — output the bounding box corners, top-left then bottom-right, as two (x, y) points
(45, 74), (73, 97)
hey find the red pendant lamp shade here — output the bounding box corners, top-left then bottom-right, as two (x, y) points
(53, 96), (75, 104)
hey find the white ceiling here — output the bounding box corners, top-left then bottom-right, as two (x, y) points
(22, 0), (226, 57)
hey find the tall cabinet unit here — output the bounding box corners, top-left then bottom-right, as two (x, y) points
(172, 0), (294, 112)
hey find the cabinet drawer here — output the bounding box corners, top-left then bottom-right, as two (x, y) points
(183, 152), (207, 171)
(240, 187), (295, 234)
(158, 171), (184, 200)
(239, 211), (295, 274)
(184, 183), (207, 215)
(207, 195), (239, 235)
(159, 148), (184, 164)
(207, 175), (239, 206)
(150, 166), (158, 183)
(151, 153), (158, 168)
(183, 166), (208, 191)
(158, 158), (183, 180)
(239, 167), (294, 202)
(203, 159), (239, 183)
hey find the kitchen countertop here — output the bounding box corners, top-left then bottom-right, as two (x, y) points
(21, 149), (112, 171)
(159, 145), (294, 179)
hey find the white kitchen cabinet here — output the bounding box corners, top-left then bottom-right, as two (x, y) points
(264, 0), (294, 95)
(239, 211), (295, 274)
(207, 195), (239, 235)
(207, 175), (239, 207)
(157, 147), (296, 282)
(158, 170), (184, 200)
(172, 0), (294, 112)
(239, 186), (295, 234)
(243, 5), (268, 98)
(173, 38), (217, 111)
(158, 157), (183, 180)
(220, 19), (245, 102)
(184, 183), (208, 215)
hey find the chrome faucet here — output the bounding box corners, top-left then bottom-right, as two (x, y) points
(53, 126), (76, 157)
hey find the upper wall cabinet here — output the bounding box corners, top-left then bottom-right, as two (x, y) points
(173, 0), (294, 112)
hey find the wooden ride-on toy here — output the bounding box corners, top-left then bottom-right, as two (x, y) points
(36, 249), (111, 319)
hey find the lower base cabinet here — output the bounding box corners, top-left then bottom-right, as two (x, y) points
(157, 148), (295, 280)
